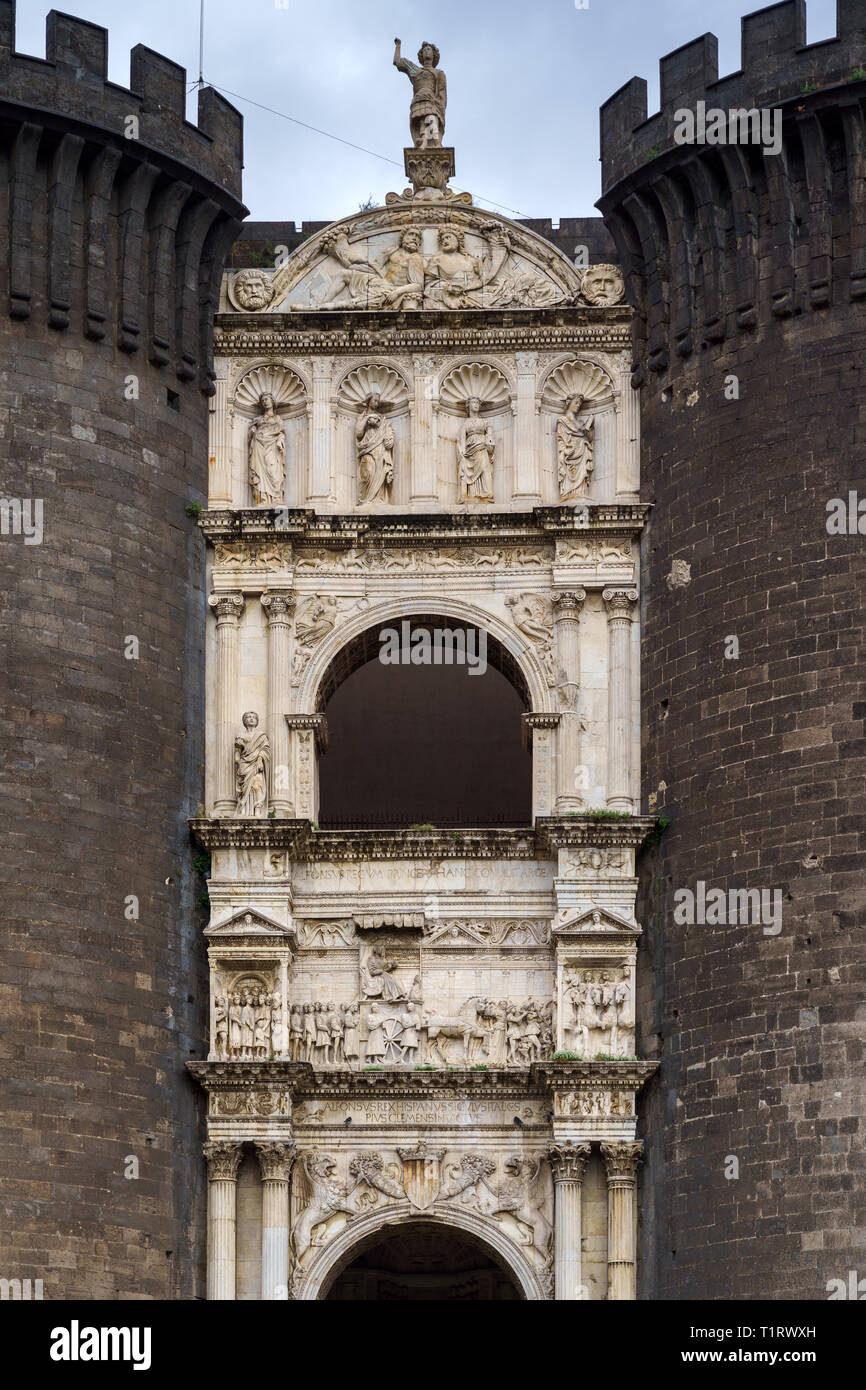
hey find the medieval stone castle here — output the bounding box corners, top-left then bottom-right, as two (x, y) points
(0, 0), (862, 1301)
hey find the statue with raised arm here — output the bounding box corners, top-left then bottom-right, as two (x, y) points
(393, 38), (446, 149)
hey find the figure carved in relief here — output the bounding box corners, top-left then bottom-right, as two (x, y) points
(327, 1002), (345, 1064)
(493, 1157), (552, 1254)
(356, 392), (395, 503)
(292, 1154), (357, 1261)
(303, 1002), (317, 1062)
(557, 394), (595, 501)
(457, 396), (495, 502)
(234, 712), (269, 817)
(248, 393), (286, 506)
(365, 1004), (386, 1062)
(213, 992), (228, 1060)
(379, 228), (426, 309)
(360, 943), (405, 1002)
(289, 1003), (303, 1060)
(393, 39), (446, 148)
(343, 1003), (360, 1066)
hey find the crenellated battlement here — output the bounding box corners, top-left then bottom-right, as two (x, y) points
(599, 0), (866, 379)
(601, 0), (866, 192)
(0, 2), (246, 390)
(0, 3), (242, 195)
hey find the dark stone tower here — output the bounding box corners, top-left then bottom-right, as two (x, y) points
(599, 0), (865, 1298)
(0, 5), (244, 1297)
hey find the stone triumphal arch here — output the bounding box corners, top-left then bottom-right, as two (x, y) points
(190, 39), (655, 1299)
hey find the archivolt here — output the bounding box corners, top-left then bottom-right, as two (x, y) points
(297, 595), (550, 716)
(294, 1203), (548, 1301)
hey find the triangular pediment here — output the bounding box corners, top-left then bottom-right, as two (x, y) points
(204, 908), (292, 939)
(423, 919), (491, 946)
(553, 905), (641, 937)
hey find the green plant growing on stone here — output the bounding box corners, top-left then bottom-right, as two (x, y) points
(184, 502), (202, 518)
(552, 1050), (583, 1060)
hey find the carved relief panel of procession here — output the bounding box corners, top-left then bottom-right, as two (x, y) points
(204, 907), (638, 1072)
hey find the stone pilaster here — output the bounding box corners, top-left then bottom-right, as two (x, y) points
(261, 591), (296, 817)
(285, 713), (328, 820)
(549, 1142), (591, 1300)
(411, 353), (437, 501)
(255, 1141), (295, 1301)
(522, 711), (560, 818)
(601, 1140), (643, 1301)
(553, 589), (587, 811)
(208, 592), (245, 815)
(514, 351), (540, 501)
(602, 587), (638, 810)
(308, 357), (333, 500)
(615, 351), (640, 498)
(204, 1141), (244, 1301)
(209, 371), (233, 508)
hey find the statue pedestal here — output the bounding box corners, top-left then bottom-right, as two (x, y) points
(404, 145), (455, 195)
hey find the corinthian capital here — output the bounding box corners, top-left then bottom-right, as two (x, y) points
(208, 592), (246, 624)
(254, 1141), (296, 1182)
(602, 587), (638, 621)
(600, 1140), (644, 1181)
(203, 1141), (244, 1180)
(548, 1142), (592, 1183)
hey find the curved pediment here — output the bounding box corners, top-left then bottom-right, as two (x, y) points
(225, 202), (622, 315)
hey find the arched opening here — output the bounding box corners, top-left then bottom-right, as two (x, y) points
(316, 616), (532, 828)
(322, 1221), (524, 1301)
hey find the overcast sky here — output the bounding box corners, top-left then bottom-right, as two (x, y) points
(16, 0), (839, 221)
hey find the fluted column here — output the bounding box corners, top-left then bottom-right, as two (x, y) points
(411, 353), (437, 501)
(204, 1141), (243, 1300)
(616, 350), (640, 497)
(255, 1141), (295, 1301)
(549, 1142), (591, 1300)
(514, 351), (540, 502)
(601, 1141), (643, 1301)
(553, 589), (587, 811)
(208, 592), (245, 815)
(309, 356), (333, 501)
(260, 591), (295, 817)
(602, 587), (638, 810)
(209, 371), (233, 508)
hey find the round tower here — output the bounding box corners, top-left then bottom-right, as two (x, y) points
(0, 4), (245, 1297)
(599, 0), (866, 1298)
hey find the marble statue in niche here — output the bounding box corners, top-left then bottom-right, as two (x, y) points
(393, 38), (446, 148)
(234, 711), (269, 817)
(248, 393), (286, 505)
(356, 392), (396, 502)
(556, 394), (595, 501)
(457, 396), (495, 502)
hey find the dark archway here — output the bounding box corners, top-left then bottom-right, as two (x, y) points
(323, 1221), (524, 1301)
(317, 616), (532, 827)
